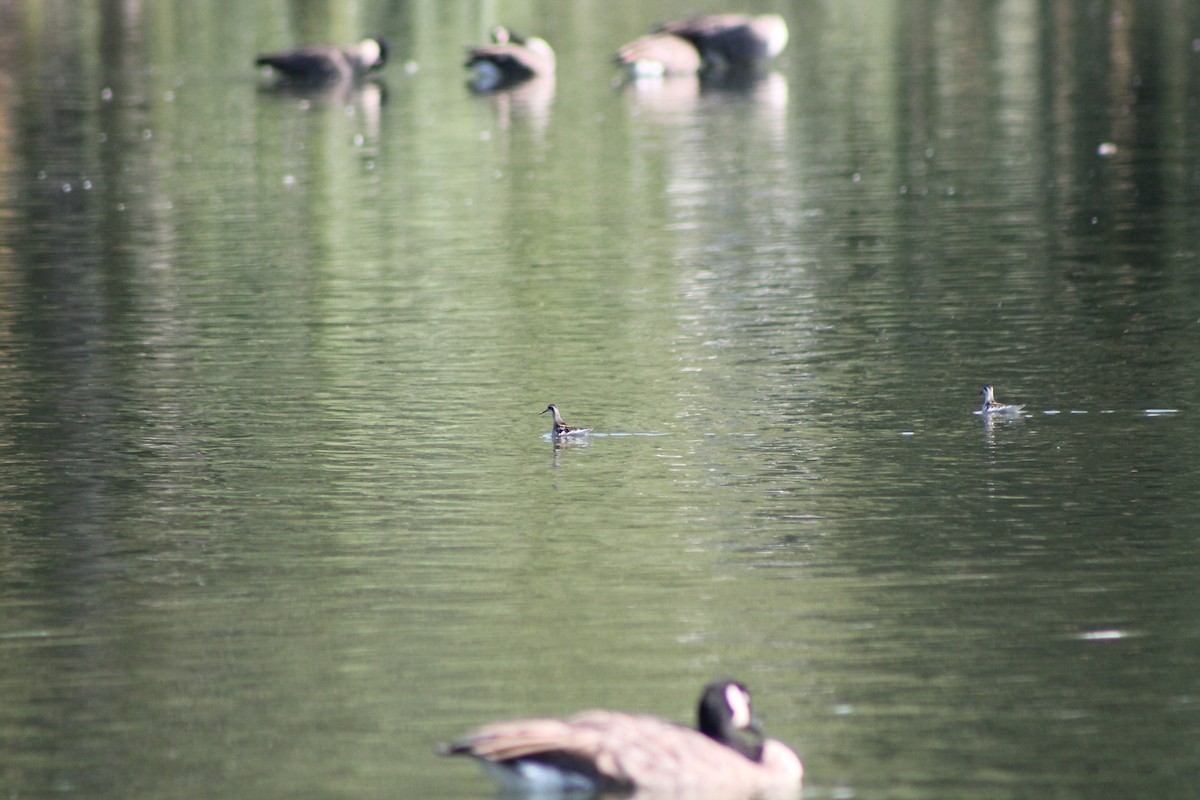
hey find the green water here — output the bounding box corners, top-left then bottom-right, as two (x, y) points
(1, 1), (1199, 798)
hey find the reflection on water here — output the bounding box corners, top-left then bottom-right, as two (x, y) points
(257, 76), (387, 123)
(619, 69), (788, 115)
(620, 73), (703, 116)
(471, 75), (556, 137)
(2, 2), (1200, 800)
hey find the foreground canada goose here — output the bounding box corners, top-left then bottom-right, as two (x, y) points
(980, 384), (1025, 415)
(614, 32), (703, 78)
(466, 26), (556, 92)
(541, 404), (592, 438)
(255, 37), (388, 85)
(441, 679), (803, 796)
(656, 14), (789, 70)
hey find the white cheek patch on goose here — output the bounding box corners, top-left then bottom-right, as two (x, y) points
(725, 684), (753, 730)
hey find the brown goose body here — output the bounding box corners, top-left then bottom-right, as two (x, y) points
(256, 37), (388, 84)
(615, 33), (703, 78)
(466, 27), (556, 92)
(442, 680), (802, 796)
(657, 14), (789, 70)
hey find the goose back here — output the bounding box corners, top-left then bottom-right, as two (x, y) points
(441, 680), (802, 796)
(657, 14), (789, 69)
(256, 38), (387, 84)
(445, 709), (801, 794)
(466, 28), (556, 91)
(615, 33), (703, 78)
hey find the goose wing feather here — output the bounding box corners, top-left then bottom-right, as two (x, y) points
(466, 44), (550, 80)
(448, 710), (795, 792)
(658, 15), (749, 38)
(616, 33), (703, 75)
(257, 48), (348, 79)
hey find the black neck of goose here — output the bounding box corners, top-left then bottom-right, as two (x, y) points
(698, 685), (764, 762)
(724, 734), (764, 762)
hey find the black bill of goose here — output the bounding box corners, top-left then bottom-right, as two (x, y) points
(656, 14), (789, 71)
(614, 32), (703, 79)
(255, 37), (388, 85)
(465, 26), (556, 92)
(440, 679), (803, 796)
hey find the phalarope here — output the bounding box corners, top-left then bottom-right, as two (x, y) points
(541, 404), (592, 437)
(981, 384), (1025, 415)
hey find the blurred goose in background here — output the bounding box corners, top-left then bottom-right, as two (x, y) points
(656, 14), (789, 70)
(466, 26), (556, 92)
(440, 679), (803, 796)
(615, 32), (703, 78)
(255, 37), (388, 85)
(980, 384), (1025, 415)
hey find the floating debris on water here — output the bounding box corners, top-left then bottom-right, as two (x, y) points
(976, 408), (1180, 417)
(1077, 629), (1130, 641)
(542, 432), (668, 439)
(596, 432), (669, 437)
(0, 630), (51, 640)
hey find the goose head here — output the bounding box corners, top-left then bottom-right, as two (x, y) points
(698, 679), (764, 759)
(355, 37), (389, 71)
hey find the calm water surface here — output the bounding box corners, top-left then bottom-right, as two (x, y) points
(2, 1), (1199, 798)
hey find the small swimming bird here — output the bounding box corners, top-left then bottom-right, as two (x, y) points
(655, 14), (789, 71)
(614, 32), (703, 78)
(541, 404), (592, 437)
(981, 384), (1025, 415)
(440, 679), (803, 796)
(465, 27), (556, 92)
(255, 37), (388, 84)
